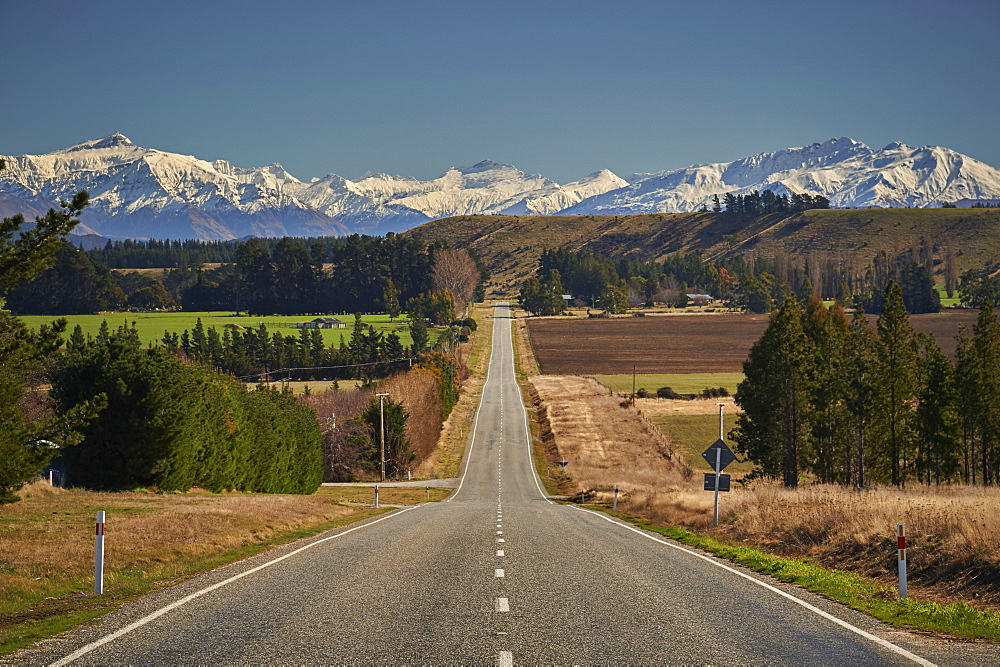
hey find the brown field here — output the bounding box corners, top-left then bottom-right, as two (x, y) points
(526, 310), (981, 374)
(527, 375), (691, 496)
(526, 373), (1000, 612)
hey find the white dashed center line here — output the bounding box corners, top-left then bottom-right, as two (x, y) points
(497, 549), (504, 557)
(499, 650), (513, 666)
(496, 598), (510, 612)
(495, 568), (505, 578)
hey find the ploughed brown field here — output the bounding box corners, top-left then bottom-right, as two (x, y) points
(525, 310), (982, 375)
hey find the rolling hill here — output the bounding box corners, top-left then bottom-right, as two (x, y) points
(401, 208), (1000, 291)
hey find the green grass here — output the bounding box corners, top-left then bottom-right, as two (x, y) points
(650, 413), (753, 474)
(615, 516), (1000, 642)
(592, 372), (743, 396)
(17, 311), (415, 349)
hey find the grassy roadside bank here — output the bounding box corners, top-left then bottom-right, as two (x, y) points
(1, 305), (495, 656)
(0, 484), (444, 656)
(510, 301), (1000, 642)
(584, 504), (1000, 642)
(416, 302), (494, 479)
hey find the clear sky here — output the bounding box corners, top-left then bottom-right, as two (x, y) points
(2, 0), (997, 183)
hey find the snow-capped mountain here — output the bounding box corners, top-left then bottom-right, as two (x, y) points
(564, 137), (1000, 214)
(2, 134), (999, 241)
(0, 133), (346, 240)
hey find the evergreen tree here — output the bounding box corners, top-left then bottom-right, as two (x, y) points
(871, 281), (919, 486)
(409, 315), (429, 355)
(0, 169), (100, 504)
(914, 333), (960, 484)
(845, 307), (878, 489)
(971, 299), (1000, 484)
(383, 278), (402, 320)
(802, 298), (852, 483)
(362, 396), (412, 478)
(733, 297), (812, 486)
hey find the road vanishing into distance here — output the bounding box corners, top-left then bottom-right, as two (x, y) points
(20, 304), (990, 665)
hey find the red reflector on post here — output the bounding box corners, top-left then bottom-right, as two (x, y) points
(897, 536), (906, 550)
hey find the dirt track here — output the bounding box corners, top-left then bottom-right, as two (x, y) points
(526, 310), (981, 375)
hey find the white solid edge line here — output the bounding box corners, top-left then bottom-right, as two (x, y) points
(498, 649), (514, 666)
(573, 506), (934, 667)
(51, 506), (420, 666)
(503, 302), (552, 505)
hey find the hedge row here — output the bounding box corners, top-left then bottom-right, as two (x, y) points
(51, 324), (321, 493)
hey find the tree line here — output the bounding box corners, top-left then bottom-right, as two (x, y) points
(7, 236), (489, 317)
(150, 313), (426, 380)
(51, 322), (322, 493)
(733, 283), (1000, 487)
(712, 190), (831, 215)
(524, 246), (950, 316)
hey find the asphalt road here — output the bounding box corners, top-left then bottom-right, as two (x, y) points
(18, 304), (995, 665)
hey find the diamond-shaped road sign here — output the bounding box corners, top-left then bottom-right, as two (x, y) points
(702, 439), (736, 471)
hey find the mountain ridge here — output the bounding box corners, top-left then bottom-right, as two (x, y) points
(2, 134), (1000, 241)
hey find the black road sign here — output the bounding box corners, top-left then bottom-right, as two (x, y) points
(701, 439), (736, 471)
(704, 473), (731, 492)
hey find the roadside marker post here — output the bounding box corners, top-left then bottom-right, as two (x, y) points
(374, 485), (379, 508)
(897, 523), (907, 599)
(612, 484), (619, 512)
(94, 511), (106, 595)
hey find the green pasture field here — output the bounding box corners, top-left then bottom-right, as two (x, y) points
(649, 413), (753, 475)
(592, 372), (743, 396)
(17, 312), (415, 349)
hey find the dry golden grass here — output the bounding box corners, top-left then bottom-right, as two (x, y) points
(528, 375), (691, 499)
(524, 368), (1000, 609)
(416, 303), (494, 479)
(624, 482), (1000, 606)
(0, 482), (381, 614)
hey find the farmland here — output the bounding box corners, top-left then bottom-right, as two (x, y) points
(525, 310), (981, 375)
(17, 311), (415, 349)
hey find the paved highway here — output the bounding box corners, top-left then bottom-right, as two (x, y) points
(20, 303), (987, 664)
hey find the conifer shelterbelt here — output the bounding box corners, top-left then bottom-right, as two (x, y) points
(0, 162), (104, 504)
(733, 282), (1000, 487)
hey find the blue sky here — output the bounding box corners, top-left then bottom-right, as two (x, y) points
(2, 0), (997, 183)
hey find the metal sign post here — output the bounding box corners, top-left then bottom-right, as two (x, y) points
(702, 434), (735, 526)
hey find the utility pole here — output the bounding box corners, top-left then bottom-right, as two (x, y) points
(376, 392), (389, 481)
(631, 364), (637, 405)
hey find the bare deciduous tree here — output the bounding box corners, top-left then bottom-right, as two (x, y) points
(431, 248), (479, 316)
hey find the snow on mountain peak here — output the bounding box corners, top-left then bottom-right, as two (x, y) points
(2, 135), (1000, 241)
(67, 132), (135, 152)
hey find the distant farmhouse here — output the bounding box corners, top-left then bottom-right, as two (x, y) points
(298, 317), (346, 329)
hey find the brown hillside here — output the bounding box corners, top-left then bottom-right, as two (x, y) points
(402, 209), (1000, 292)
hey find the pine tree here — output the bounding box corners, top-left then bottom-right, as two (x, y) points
(733, 297), (812, 486)
(803, 297), (852, 483)
(972, 299), (1000, 484)
(871, 281), (919, 486)
(383, 278), (401, 320)
(845, 307), (878, 488)
(914, 333), (960, 484)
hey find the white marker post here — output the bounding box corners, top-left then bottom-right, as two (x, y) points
(612, 484), (619, 512)
(374, 485), (379, 508)
(94, 511), (106, 595)
(897, 523), (907, 599)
